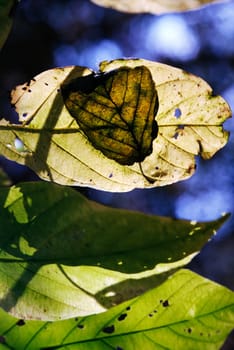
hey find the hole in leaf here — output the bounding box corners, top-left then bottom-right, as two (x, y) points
(174, 108), (182, 118)
(14, 138), (25, 152)
(105, 291), (116, 297)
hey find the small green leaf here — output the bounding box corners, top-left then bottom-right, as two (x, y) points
(0, 182), (229, 320)
(0, 269), (233, 349)
(62, 66), (158, 170)
(90, 0), (225, 14)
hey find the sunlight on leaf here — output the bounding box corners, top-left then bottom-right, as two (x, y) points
(0, 269), (233, 349)
(90, 0), (226, 14)
(0, 58), (231, 191)
(0, 182), (229, 320)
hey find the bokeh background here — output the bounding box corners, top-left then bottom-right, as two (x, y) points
(0, 0), (234, 347)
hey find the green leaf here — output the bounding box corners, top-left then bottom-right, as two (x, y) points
(62, 66), (159, 173)
(90, 0), (225, 14)
(0, 0), (17, 50)
(0, 59), (230, 191)
(0, 269), (233, 349)
(0, 181), (229, 320)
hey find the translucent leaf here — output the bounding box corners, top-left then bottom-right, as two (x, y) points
(0, 58), (231, 191)
(0, 182), (229, 320)
(0, 269), (233, 349)
(62, 66), (159, 172)
(90, 0), (225, 14)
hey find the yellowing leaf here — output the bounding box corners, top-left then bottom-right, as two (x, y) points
(0, 58), (231, 191)
(62, 66), (158, 169)
(90, 0), (225, 14)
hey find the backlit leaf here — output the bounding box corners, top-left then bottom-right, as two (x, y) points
(0, 269), (233, 349)
(62, 66), (158, 170)
(0, 182), (228, 320)
(90, 0), (226, 14)
(0, 58), (231, 191)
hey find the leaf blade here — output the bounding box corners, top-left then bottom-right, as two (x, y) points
(90, 0), (226, 14)
(62, 66), (159, 166)
(0, 181), (229, 320)
(0, 269), (233, 349)
(0, 58), (231, 191)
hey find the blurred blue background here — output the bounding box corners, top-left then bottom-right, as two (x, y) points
(0, 1), (234, 346)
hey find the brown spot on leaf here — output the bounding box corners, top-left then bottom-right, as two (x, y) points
(102, 325), (115, 334)
(162, 300), (169, 307)
(16, 319), (25, 326)
(118, 313), (127, 321)
(77, 324), (84, 329)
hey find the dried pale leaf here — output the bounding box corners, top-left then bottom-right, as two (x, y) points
(0, 58), (231, 191)
(90, 0), (226, 14)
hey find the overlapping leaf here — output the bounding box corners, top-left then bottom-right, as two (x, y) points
(0, 58), (231, 191)
(62, 66), (158, 168)
(90, 0), (224, 14)
(0, 182), (229, 320)
(0, 269), (234, 349)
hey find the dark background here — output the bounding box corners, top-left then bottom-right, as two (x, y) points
(0, 1), (234, 348)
